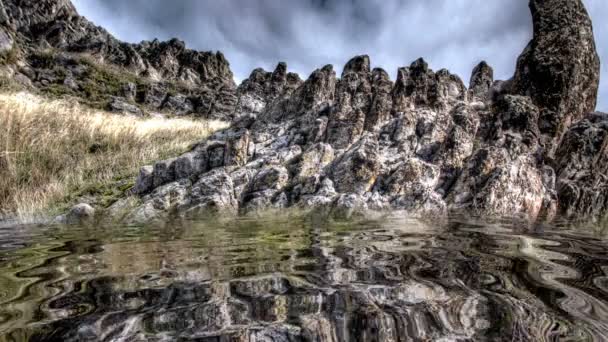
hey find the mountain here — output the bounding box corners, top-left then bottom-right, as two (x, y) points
(0, 0), (237, 118)
(0, 0), (605, 224)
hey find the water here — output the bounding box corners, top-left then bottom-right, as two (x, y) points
(0, 213), (607, 341)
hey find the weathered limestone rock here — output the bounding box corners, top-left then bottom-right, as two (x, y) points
(133, 165), (154, 195)
(235, 62), (303, 119)
(392, 58), (465, 113)
(174, 150), (207, 179)
(0, 27), (12, 54)
(125, 179), (192, 223)
(242, 166), (289, 211)
(185, 170), (238, 215)
(365, 68), (393, 131)
(512, 0), (600, 154)
(326, 55), (371, 149)
(330, 136), (380, 194)
(384, 158), (439, 197)
(290, 143), (334, 182)
(469, 61), (493, 101)
(224, 129), (251, 167)
(555, 112), (608, 220)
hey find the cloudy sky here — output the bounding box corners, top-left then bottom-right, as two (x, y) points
(72, 0), (606, 110)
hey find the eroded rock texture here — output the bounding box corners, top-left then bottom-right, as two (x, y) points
(512, 0), (601, 155)
(0, 0), (238, 119)
(123, 0), (604, 223)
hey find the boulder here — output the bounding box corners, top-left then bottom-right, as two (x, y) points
(185, 170), (238, 215)
(224, 129), (250, 167)
(64, 203), (95, 225)
(133, 165), (154, 194)
(108, 97), (143, 116)
(163, 94), (194, 116)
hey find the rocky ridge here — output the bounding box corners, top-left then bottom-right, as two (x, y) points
(0, 0), (605, 223)
(0, 0), (238, 119)
(115, 0), (605, 224)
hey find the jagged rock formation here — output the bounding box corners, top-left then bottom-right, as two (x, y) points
(0, 0), (604, 223)
(512, 0), (601, 156)
(0, 0), (238, 119)
(113, 0), (604, 224)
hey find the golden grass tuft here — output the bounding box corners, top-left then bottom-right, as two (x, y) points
(0, 92), (228, 221)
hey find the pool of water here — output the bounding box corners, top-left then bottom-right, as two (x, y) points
(0, 213), (607, 341)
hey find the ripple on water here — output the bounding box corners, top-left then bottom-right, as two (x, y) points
(0, 214), (607, 341)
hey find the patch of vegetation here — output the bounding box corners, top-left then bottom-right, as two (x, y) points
(28, 49), (58, 69)
(0, 74), (26, 92)
(58, 176), (136, 213)
(77, 56), (147, 108)
(28, 50), (151, 110)
(0, 91), (228, 221)
(0, 46), (19, 66)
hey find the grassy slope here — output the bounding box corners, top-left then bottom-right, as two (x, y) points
(0, 92), (227, 221)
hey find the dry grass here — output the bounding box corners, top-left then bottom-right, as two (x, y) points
(0, 92), (228, 221)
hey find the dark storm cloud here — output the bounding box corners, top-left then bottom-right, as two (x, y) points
(72, 0), (606, 110)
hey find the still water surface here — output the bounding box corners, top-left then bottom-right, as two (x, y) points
(0, 213), (607, 341)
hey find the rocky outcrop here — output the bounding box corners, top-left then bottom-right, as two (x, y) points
(512, 0), (601, 156)
(117, 0), (604, 224)
(555, 112), (608, 220)
(0, 0), (238, 119)
(0, 0), (603, 223)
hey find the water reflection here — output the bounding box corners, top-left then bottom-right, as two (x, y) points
(0, 214), (607, 341)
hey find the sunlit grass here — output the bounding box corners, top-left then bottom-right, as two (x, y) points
(0, 92), (228, 221)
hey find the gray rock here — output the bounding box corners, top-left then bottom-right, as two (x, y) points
(290, 143), (334, 182)
(186, 169), (238, 215)
(163, 94), (194, 116)
(555, 112), (608, 220)
(140, 84), (167, 109)
(63, 76), (79, 90)
(469, 61), (493, 101)
(121, 82), (137, 102)
(108, 97), (143, 116)
(512, 0), (600, 155)
(64, 203), (95, 225)
(174, 151), (207, 180)
(133, 165), (154, 194)
(224, 129), (250, 167)
(0, 27), (13, 54)
(326, 55), (371, 149)
(330, 136), (380, 194)
(152, 158), (177, 188)
(125, 180), (192, 223)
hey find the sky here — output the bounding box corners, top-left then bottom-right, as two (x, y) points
(72, 0), (606, 110)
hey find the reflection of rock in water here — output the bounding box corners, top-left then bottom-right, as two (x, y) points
(16, 218), (606, 342)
